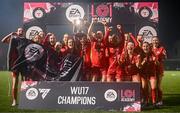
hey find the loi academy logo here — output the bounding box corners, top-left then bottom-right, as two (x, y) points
(120, 89), (135, 102)
(96, 4), (109, 17)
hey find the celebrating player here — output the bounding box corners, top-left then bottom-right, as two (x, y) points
(106, 25), (125, 82)
(152, 36), (167, 106)
(87, 17), (110, 82)
(140, 42), (157, 107)
(78, 33), (92, 81)
(1, 27), (24, 106)
(119, 42), (141, 82)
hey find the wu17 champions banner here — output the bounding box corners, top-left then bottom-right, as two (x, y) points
(19, 81), (141, 112)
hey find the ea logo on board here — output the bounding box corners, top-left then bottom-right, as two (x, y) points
(138, 26), (157, 43)
(25, 44), (44, 62)
(26, 26), (43, 40)
(26, 88), (38, 100)
(66, 5), (85, 22)
(104, 89), (117, 102)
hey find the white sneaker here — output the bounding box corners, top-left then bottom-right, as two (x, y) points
(11, 100), (17, 107)
(156, 101), (163, 106)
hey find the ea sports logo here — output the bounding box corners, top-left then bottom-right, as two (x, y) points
(138, 26), (157, 43)
(104, 89), (117, 102)
(26, 26), (43, 40)
(26, 88), (38, 100)
(66, 5), (85, 22)
(25, 44), (44, 62)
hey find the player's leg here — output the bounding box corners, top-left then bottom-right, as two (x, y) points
(101, 68), (107, 82)
(149, 76), (157, 106)
(85, 68), (92, 81)
(132, 74), (141, 82)
(91, 67), (99, 82)
(91, 74), (97, 82)
(141, 76), (149, 105)
(116, 66), (123, 82)
(157, 74), (163, 106)
(107, 67), (116, 82)
(11, 71), (19, 106)
(107, 74), (112, 82)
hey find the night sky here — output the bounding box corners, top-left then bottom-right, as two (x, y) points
(0, 0), (179, 69)
(158, 0), (180, 56)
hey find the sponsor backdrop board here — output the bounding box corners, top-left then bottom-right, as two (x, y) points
(19, 81), (141, 112)
(23, 2), (158, 42)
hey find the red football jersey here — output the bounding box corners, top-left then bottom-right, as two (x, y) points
(80, 42), (91, 69)
(120, 52), (140, 76)
(106, 29), (125, 76)
(140, 53), (157, 76)
(152, 46), (166, 75)
(90, 40), (107, 68)
(152, 46), (166, 62)
(90, 30), (110, 68)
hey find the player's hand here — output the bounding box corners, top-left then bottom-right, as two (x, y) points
(142, 57), (147, 65)
(11, 32), (17, 36)
(92, 15), (98, 23)
(101, 19), (108, 26)
(153, 56), (156, 61)
(129, 32), (132, 36)
(144, 57), (147, 62)
(117, 25), (122, 30)
(108, 26), (113, 31)
(163, 50), (167, 56)
(137, 36), (143, 43)
(46, 32), (52, 36)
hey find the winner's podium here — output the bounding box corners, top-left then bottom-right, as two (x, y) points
(19, 81), (141, 112)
